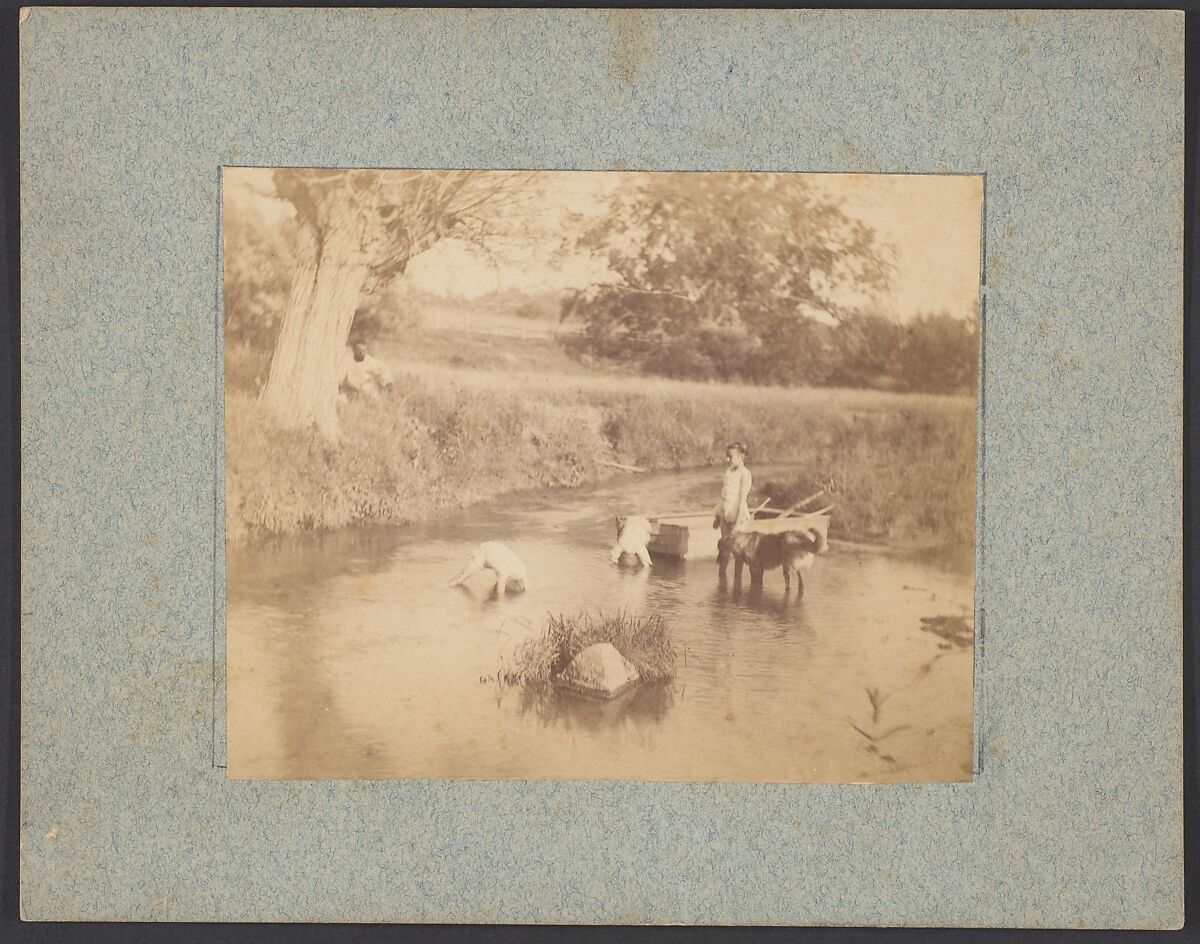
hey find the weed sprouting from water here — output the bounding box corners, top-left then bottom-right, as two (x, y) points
(866, 687), (890, 725)
(486, 610), (676, 691)
(847, 687), (910, 765)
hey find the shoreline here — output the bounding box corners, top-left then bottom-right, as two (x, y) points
(227, 462), (975, 576)
(225, 367), (976, 549)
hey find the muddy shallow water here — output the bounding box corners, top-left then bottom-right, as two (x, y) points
(227, 467), (975, 783)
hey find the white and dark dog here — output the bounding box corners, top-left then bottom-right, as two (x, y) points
(449, 541), (528, 595)
(718, 526), (827, 594)
(610, 515), (653, 568)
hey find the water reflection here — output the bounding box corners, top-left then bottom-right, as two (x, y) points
(712, 577), (814, 625)
(513, 681), (677, 731)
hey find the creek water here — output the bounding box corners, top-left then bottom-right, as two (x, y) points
(226, 467), (975, 783)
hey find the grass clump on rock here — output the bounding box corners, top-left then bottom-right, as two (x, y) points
(494, 611), (676, 691)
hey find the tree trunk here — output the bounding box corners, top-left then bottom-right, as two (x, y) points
(259, 212), (371, 439)
(259, 168), (486, 437)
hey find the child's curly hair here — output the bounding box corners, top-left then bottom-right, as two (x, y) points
(725, 441), (749, 458)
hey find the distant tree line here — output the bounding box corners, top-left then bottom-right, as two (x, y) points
(559, 306), (978, 394)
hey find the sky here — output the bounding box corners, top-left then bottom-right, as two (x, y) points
(225, 169), (984, 321)
(810, 173), (984, 320)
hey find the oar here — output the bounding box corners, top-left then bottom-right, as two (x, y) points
(771, 505), (836, 543)
(793, 503), (835, 519)
(775, 490), (826, 520)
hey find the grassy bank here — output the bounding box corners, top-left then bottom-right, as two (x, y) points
(225, 346), (976, 548)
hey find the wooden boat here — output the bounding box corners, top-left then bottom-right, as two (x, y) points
(633, 508), (832, 561)
(643, 514), (723, 561)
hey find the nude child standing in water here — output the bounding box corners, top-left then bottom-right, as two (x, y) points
(714, 442), (752, 571)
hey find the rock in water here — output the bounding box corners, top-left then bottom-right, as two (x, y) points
(555, 643), (641, 698)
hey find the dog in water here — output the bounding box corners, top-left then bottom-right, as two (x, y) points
(610, 515), (653, 568)
(448, 541), (528, 595)
(719, 527), (827, 593)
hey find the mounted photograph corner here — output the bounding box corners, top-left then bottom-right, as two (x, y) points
(222, 168), (982, 783)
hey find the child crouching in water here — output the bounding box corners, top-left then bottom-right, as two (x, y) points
(714, 442), (752, 571)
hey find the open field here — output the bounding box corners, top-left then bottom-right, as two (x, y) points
(387, 355), (971, 418)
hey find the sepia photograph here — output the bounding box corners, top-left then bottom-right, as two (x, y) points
(223, 168), (983, 783)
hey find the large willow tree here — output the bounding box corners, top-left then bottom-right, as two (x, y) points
(260, 169), (524, 437)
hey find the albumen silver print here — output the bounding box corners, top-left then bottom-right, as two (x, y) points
(223, 168), (983, 783)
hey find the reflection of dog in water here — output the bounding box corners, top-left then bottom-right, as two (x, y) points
(719, 528), (827, 593)
(610, 515), (653, 568)
(449, 541), (528, 595)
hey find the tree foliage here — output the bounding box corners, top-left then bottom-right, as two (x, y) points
(560, 173), (894, 386)
(827, 310), (979, 394)
(559, 173), (979, 394)
(272, 168), (531, 288)
(891, 312), (980, 393)
(223, 204), (297, 350)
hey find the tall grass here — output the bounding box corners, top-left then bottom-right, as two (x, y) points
(225, 359), (976, 548)
(489, 611), (676, 690)
(756, 412), (977, 547)
(225, 382), (608, 545)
